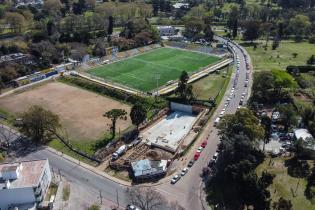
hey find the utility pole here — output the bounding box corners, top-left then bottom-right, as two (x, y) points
(116, 189), (119, 208)
(154, 73), (160, 96)
(99, 190), (103, 205)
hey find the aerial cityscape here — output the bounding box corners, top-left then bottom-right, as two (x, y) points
(0, 0), (314, 209)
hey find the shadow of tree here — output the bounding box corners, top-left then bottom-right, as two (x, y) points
(284, 156), (310, 178)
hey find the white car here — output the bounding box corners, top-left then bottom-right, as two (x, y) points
(219, 111), (225, 117)
(213, 152), (219, 160)
(222, 108), (226, 112)
(126, 205), (141, 210)
(197, 146), (203, 153)
(181, 167), (188, 176)
(171, 175), (180, 184)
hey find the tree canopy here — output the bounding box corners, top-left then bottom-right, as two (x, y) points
(103, 109), (127, 138)
(130, 103), (147, 130)
(20, 105), (60, 144)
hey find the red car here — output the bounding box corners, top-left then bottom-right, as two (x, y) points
(201, 140), (207, 148)
(194, 152), (200, 160)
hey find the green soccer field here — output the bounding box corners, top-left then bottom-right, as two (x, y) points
(87, 47), (220, 92)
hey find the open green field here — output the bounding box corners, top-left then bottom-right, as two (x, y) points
(88, 47), (220, 92)
(192, 67), (229, 100)
(240, 40), (315, 72)
(256, 157), (315, 210)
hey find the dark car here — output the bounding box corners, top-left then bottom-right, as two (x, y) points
(208, 159), (215, 168)
(188, 160), (194, 167)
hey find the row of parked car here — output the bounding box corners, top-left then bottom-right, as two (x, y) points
(170, 140), (208, 184)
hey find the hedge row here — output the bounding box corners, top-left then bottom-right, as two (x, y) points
(286, 65), (315, 74)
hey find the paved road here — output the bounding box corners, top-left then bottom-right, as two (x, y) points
(0, 36), (252, 210)
(153, 36), (252, 210)
(0, 125), (129, 209)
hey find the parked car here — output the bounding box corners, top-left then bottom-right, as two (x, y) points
(188, 160), (194, 167)
(126, 204), (141, 210)
(171, 174), (181, 184)
(208, 158), (216, 167)
(197, 146), (203, 153)
(181, 167), (188, 176)
(213, 152), (219, 160)
(194, 152), (200, 160)
(201, 141), (207, 148)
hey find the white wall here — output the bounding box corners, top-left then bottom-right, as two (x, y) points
(0, 187), (35, 210)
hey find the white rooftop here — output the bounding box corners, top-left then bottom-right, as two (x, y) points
(0, 159), (48, 189)
(294, 128), (313, 141)
(173, 3), (189, 9)
(142, 111), (197, 153)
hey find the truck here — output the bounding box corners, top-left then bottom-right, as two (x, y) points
(112, 145), (127, 160)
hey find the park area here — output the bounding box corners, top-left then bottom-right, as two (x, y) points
(0, 81), (132, 143)
(87, 47), (220, 92)
(256, 157), (315, 210)
(240, 40), (315, 72)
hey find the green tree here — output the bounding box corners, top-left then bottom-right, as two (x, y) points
(289, 15), (311, 41)
(176, 71), (194, 102)
(243, 20), (261, 42)
(4, 12), (26, 33)
(305, 163), (315, 200)
(271, 69), (297, 97)
(272, 197), (293, 210)
(261, 115), (272, 151)
(103, 109), (127, 138)
(218, 108), (265, 142)
(130, 103), (147, 130)
(152, 0), (159, 16)
(183, 17), (204, 41)
(20, 105), (61, 145)
(275, 104), (298, 131)
(307, 55), (315, 65)
(0, 78), (4, 95)
(87, 204), (100, 210)
(207, 133), (268, 210)
(107, 16), (114, 35)
(203, 24), (214, 41)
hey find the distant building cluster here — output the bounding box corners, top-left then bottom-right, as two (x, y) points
(157, 26), (176, 37)
(0, 159), (52, 210)
(14, 0), (43, 7)
(0, 53), (34, 65)
(172, 2), (189, 9)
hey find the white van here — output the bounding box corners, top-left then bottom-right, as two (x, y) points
(214, 117), (220, 126)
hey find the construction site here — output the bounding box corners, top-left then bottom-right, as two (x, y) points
(95, 102), (208, 182)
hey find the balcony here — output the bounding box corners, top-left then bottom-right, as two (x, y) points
(34, 187), (42, 195)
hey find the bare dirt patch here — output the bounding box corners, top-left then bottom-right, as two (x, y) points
(0, 82), (131, 142)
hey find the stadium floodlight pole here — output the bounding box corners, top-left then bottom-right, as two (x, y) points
(154, 73), (160, 96)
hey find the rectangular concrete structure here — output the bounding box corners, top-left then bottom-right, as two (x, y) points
(142, 111), (198, 153)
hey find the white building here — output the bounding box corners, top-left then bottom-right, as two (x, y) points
(0, 159), (52, 210)
(157, 26), (176, 37)
(294, 128), (315, 158)
(14, 0), (43, 7)
(172, 2), (189, 9)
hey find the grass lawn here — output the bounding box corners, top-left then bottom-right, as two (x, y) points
(192, 67), (229, 100)
(88, 47), (220, 92)
(256, 156), (315, 210)
(45, 182), (58, 201)
(240, 40), (315, 72)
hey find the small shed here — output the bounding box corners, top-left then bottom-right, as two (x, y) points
(131, 159), (167, 181)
